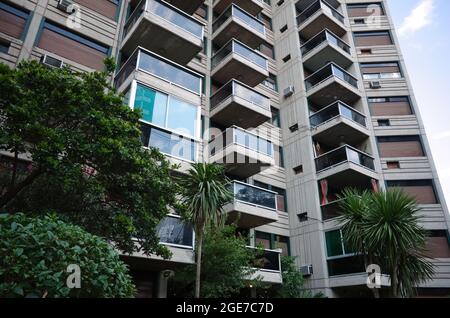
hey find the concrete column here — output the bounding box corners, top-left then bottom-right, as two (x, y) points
(16, 0), (49, 65)
(156, 270), (174, 298)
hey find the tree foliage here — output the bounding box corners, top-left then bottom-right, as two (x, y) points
(0, 213), (136, 298)
(0, 60), (179, 257)
(169, 225), (260, 298)
(176, 163), (234, 297)
(337, 188), (435, 298)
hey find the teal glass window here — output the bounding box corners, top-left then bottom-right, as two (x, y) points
(325, 230), (344, 257)
(134, 84), (167, 127)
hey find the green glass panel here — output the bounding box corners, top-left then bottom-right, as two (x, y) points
(134, 84), (167, 126)
(326, 230), (343, 257)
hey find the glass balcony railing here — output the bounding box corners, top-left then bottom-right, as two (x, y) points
(115, 48), (203, 94)
(156, 216), (194, 249)
(301, 29), (351, 56)
(248, 247), (281, 272)
(232, 181), (277, 210)
(212, 39), (268, 70)
(141, 124), (197, 162)
(212, 4), (265, 36)
(310, 101), (367, 127)
(296, 0), (345, 26)
(305, 63), (358, 91)
(210, 80), (271, 111)
(321, 199), (343, 221)
(315, 145), (375, 172)
(123, 0), (204, 40)
(210, 126), (274, 157)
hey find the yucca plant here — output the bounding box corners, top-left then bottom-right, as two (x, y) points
(338, 188), (435, 298)
(177, 163), (234, 298)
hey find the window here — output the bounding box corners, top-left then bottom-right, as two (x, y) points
(0, 40), (9, 54)
(354, 31), (393, 46)
(254, 181), (288, 212)
(386, 180), (438, 204)
(263, 0), (271, 5)
(270, 107), (281, 127)
(387, 161), (400, 169)
(361, 62), (402, 80)
(263, 74), (278, 91)
(368, 96), (413, 116)
(325, 229), (355, 258)
(347, 3), (385, 17)
(0, 2), (30, 40)
(377, 119), (390, 127)
(258, 42), (275, 59)
(37, 20), (109, 70)
(255, 231), (290, 256)
(377, 135), (425, 158)
(134, 84), (199, 138)
(258, 13), (272, 30)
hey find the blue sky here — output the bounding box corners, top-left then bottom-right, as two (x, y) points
(387, 0), (450, 205)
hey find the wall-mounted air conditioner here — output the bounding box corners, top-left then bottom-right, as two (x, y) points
(57, 0), (76, 13)
(41, 54), (64, 69)
(283, 85), (295, 98)
(370, 81), (381, 89)
(300, 264), (313, 277)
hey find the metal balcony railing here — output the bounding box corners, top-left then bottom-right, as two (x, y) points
(211, 39), (268, 70)
(296, 0), (344, 26)
(301, 29), (351, 55)
(231, 181), (277, 211)
(212, 4), (266, 36)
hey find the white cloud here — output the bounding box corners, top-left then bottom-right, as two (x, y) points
(398, 0), (435, 36)
(431, 130), (450, 140)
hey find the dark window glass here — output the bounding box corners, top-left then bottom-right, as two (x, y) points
(263, 74), (278, 91)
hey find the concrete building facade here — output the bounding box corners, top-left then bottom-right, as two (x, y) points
(1, 0), (449, 297)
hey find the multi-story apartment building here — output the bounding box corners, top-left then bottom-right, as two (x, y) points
(1, 0), (449, 298)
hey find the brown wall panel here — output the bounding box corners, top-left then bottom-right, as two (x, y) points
(75, 0), (117, 20)
(276, 195), (285, 212)
(37, 28), (107, 70)
(425, 237), (450, 258)
(348, 6), (384, 17)
(355, 35), (392, 47)
(398, 185), (437, 204)
(370, 101), (412, 116)
(362, 66), (400, 74)
(0, 9), (26, 39)
(378, 141), (424, 158)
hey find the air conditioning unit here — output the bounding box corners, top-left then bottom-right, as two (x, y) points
(370, 81), (381, 89)
(57, 0), (76, 13)
(283, 85), (295, 98)
(41, 54), (64, 69)
(300, 264), (313, 277)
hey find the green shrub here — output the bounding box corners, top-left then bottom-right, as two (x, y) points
(0, 213), (136, 298)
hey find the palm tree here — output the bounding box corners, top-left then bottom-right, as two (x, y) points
(178, 163), (233, 298)
(337, 188), (435, 298)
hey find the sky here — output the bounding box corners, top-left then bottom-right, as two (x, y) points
(387, 0), (450, 205)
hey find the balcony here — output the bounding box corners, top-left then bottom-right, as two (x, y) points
(124, 215), (194, 270)
(115, 48), (203, 97)
(301, 29), (353, 72)
(224, 181), (279, 228)
(210, 80), (271, 129)
(212, 4), (266, 49)
(310, 101), (369, 146)
(121, 0), (204, 65)
(248, 247), (283, 284)
(209, 126), (274, 178)
(297, 0), (346, 40)
(305, 63), (360, 106)
(315, 145), (378, 186)
(212, 39), (268, 87)
(213, 0), (264, 16)
(166, 0), (204, 14)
